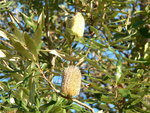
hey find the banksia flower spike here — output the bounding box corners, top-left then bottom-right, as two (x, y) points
(66, 12), (85, 38)
(61, 65), (82, 97)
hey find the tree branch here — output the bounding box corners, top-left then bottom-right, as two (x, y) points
(36, 63), (94, 113)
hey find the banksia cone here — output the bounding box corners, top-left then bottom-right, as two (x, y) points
(61, 65), (81, 96)
(66, 12), (85, 37)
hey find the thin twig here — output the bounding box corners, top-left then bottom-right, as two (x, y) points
(36, 63), (68, 99)
(36, 63), (59, 93)
(36, 63), (95, 113)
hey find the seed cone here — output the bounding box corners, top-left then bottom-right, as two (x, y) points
(61, 65), (81, 96)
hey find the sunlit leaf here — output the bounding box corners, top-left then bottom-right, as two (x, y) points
(116, 58), (122, 83)
(20, 12), (37, 30)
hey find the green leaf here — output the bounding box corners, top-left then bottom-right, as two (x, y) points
(123, 57), (147, 63)
(40, 100), (57, 111)
(38, 10), (45, 28)
(29, 76), (36, 105)
(100, 104), (110, 110)
(101, 95), (112, 103)
(0, 1), (13, 9)
(118, 88), (130, 97)
(85, 58), (101, 69)
(12, 40), (34, 60)
(0, 43), (11, 50)
(92, 40), (106, 48)
(33, 23), (42, 49)
(10, 73), (24, 82)
(132, 20), (145, 28)
(0, 63), (13, 71)
(35, 96), (41, 109)
(110, 31), (137, 45)
(111, 19), (126, 24)
(48, 106), (66, 113)
(20, 12), (37, 30)
(24, 32), (38, 61)
(131, 98), (142, 105)
(0, 82), (9, 91)
(8, 22), (25, 43)
(0, 28), (15, 40)
(90, 26), (100, 37)
(102, 24), (112, 40)
(69, 104), (84, 112)
(33, 11), (44, 48)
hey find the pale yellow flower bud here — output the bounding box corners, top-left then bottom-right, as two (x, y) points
(143, 95), (150, 105)
(66, 12), (85, 38)
(61, 65), (82, 96)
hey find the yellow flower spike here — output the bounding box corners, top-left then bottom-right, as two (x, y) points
(61, 65), (82, 97)
(65, 12), (85, 38)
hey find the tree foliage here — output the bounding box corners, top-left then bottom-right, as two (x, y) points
(0, 0), (150, 113)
